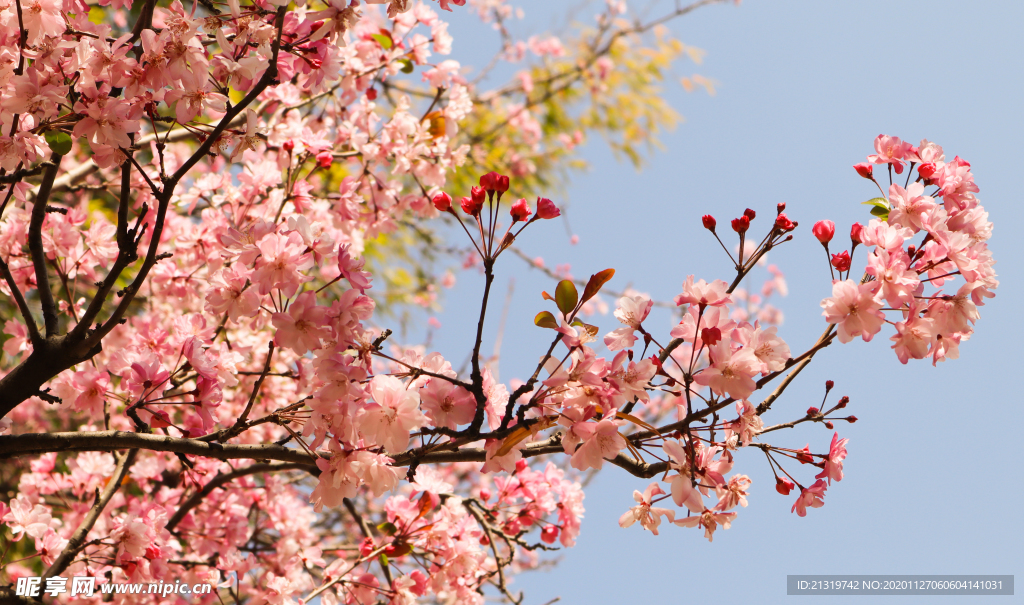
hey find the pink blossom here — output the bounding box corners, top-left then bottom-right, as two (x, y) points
(867, 134), (912, 174)
(273, 291), (331, 354)
(815, 433), (849, 484)
(618, 483), (675, 535)
(358, 375), (427, 453)
(674, 275), (731, 308)
(820, 280), (885, 343)
(791, 479), (827, 517)
(569, 412), (626, 471)
(2, 496), (53, 541)
(420, 378), (475, 429)
(693, 342), (760, 400)
(674, 509), (736, 542)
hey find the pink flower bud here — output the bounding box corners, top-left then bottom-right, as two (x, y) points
(702, 214), (717, 232)
(830, 250), (851, 272)
(850, 222), (864, 245)
(479, 488), (491, 501)
(853, 162), (874, 179)
(731, 216), (750, 234)
(812, 220), (835, 244)
(743, 208), (756, 220)
(536, 197), (560, 219)
(432, 192), (452, 212)
(540, 525), (559, 544)
(316, 151), (333, 168)
(510, 198), (531, 222)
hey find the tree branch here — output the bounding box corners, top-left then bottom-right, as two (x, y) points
(42, 448), (138, 580)
(27, 153), (63, 337)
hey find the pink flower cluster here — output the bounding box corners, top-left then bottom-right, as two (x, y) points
(823, 136), (997, 364)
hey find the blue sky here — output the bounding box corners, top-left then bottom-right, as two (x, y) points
(422, 1), (1022, 603)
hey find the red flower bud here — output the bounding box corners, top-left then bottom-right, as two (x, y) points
(845, 415), (858, 423)
(460, 195), (483, 216)
(743, 208), (756, 220)
(366, 87), (377, 101)
(702, 214), (717, 232)
(479, 171), (498, 191)
(812, 220), (835, 244)
(830, 250), (851, 273)
(777, 202), (786, 214)
(850, 222), (864, 245)
(806, 407), (820, 417)
(825, 380), (834, 390)
(432, 192), (452, 212)
(471, 186), (486, 206)
(797, 450), (815, 464)
(731, 216), (750, 234)
(837, 395), (849, 408)
(700, 327), (722, 346)
(824, 421), (834, 429)
(510, 198), (531, 222)
(853, 162), (874, 179)
(918, 162), (937, 179)
(496, 174), (510, 193)
(774, 213), (795, 232)
(316, 150), (333, 169)
(282, 139), (295, 152)
(536, 197), (560, 219)
(775, 477), (795, 496)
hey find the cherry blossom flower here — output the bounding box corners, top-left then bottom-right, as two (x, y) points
(820, 280), (885, 343)
(358, 375), (427, 453)
(791, 479), (828, 517)
(618, 483), (675, 535)
(815, 433), (849, 484)
(674, 509), (736, 542)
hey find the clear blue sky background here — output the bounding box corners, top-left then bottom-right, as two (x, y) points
(418, 1), (1022, 603)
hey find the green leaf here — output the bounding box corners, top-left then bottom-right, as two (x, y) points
(44, 131), (72, 156)
(581, 268), (615, 306)
(376, 521), (397, 536)
(378, 553), (389, 567)
(534, 310), (558, 329)
(370, 33), (393, 49)
(399, 59), (414, 74)
(869, 206), (889, 219)
(554, 280), (578, 316)
(862, 197), (889, 210)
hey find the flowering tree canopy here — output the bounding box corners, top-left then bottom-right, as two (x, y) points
(0, 0), (998, 603)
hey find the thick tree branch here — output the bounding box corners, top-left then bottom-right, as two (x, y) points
(27, 153), (63, 337)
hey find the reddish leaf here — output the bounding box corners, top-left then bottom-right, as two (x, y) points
(581, 268), (615, 306)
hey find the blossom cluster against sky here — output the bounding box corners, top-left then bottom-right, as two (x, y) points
(429, 1), (1023, 603)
